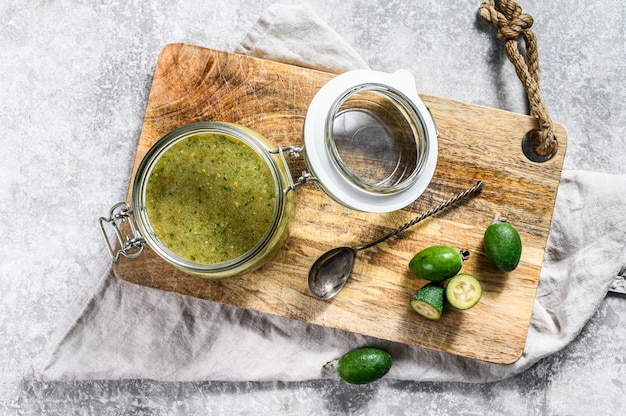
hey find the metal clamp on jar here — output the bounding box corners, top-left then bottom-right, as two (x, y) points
(99, 69), (438, 279)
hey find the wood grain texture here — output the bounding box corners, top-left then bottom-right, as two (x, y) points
(112, 43), (567, 364)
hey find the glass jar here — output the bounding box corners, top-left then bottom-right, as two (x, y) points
(101, 122), (296, 279)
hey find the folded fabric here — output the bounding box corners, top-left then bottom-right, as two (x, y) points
(32, 3), (626, 383)
(234, 3), (368, 74)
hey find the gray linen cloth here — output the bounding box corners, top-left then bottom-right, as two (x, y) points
(32, 4), (626, 382)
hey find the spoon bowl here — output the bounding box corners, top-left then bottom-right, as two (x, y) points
(308, 247), (357, 300)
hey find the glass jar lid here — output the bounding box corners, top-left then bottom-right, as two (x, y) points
(303, 69), (438, 213)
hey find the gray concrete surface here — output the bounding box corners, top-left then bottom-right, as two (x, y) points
(1, 0), (624, 414)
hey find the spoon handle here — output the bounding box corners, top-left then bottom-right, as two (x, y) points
(355, 180), (484, 251)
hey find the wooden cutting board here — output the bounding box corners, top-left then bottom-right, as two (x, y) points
(112, 43), (567, 364)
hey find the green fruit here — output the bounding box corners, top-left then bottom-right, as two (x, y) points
(410, 283), (445, 320)
(484, 220), (522, 272)
(409, 245), (466, 281)
(445, 274), (482, 310)
(324, 347), (392, 384)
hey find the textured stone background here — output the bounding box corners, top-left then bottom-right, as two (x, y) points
(1, 0), (624, 414)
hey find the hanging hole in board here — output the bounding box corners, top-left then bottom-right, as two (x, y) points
(521, 130), (557, 163)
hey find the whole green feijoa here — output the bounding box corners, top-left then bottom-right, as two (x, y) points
(409, 245), (467, 281)
(323, 347), (392, 384)
(484, 220), (522, 272)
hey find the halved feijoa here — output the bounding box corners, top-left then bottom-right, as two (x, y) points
(445, 273), (482, 310)
(410, 283), (445, 320)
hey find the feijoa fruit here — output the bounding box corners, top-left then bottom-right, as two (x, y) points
(484, 220), (522, 272)
(323, 347), (392, 384)
(409, 245), (466, 281)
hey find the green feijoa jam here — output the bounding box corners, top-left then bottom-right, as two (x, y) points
(445, 273), (482, 310)
(484, 220), (522, 272)
(409, 245), (466, 281)
(410, 283), (445, 320)
(145, 133), (277, 264)
(324, 347), (392, 384)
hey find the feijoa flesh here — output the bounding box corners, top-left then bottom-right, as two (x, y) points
(409, 245), (466, 281)
(410, 283), (445, 320)
(324, 347), (392, 384)
(445, 273), (482, 310)
(484, 221), (522, 272)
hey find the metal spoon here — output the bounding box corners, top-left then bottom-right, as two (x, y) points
(307, 180), (484, 300)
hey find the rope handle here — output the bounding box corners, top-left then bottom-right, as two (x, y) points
(478, 0), (558, 158)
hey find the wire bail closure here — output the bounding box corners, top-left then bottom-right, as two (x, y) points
(99, 202), (145, 261)
(270, 145), (312, 193)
